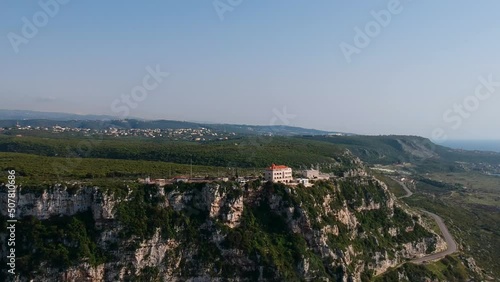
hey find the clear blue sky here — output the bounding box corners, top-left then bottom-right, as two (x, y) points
(1, 0), (500, 140)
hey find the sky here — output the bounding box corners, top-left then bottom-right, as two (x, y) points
(1, 0), (500, 141)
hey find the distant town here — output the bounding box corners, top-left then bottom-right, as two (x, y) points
(0, 120), (352, 143)
(0, 123), (237, 142)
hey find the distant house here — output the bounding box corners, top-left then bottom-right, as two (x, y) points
(301, 168), (330, 180)
(139, 177), (169, 186)
(297, 178), (311, 187)
(237, 177), (247, 184)
(303, 169), (320, 179)
(173, 176), (190, 183)
(265, 164), (293, 183)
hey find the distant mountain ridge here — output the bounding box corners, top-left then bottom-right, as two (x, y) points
(0, 109), (346, 136)
(0, 109), (121, 121)
(301, 135), (500, 170)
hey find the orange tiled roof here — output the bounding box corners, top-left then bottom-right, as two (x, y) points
(267, 163), (290, 170)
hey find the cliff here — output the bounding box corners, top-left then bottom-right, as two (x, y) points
(0, 171), (449, 281)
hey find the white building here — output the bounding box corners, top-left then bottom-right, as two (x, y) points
(237, 177), (247, 184)
(265, 164), (293, 183)
(303, 169), (320, 179)
(297, 178), (312, 187)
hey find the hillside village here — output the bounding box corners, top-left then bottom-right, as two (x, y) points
(0, 124), (236, 141)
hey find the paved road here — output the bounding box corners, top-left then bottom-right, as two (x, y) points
(397, 181), (413, 198)
(411, 210), (458, 264)
(396, 180), (458, 264)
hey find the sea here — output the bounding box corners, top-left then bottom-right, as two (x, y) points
(441, 140), (500, 153)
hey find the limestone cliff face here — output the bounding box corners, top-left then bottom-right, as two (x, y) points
(0, 185), (119, 223)
(0, 174), (445, 281)
(0, 185), (93, 219)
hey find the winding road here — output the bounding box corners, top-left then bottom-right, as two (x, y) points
(398, 180), (413, 199)
(411, 210), (458, 264)
(396, 181), (458, 264)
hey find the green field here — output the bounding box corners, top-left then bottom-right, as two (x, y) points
(0, 152), (256, 189)
(0, 135), (354, 173)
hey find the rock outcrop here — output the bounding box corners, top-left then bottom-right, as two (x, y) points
(0, 175), (448, 281)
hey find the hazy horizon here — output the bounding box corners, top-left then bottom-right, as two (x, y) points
(2, 108), (500, 146)
(2, 1), (500, 140)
